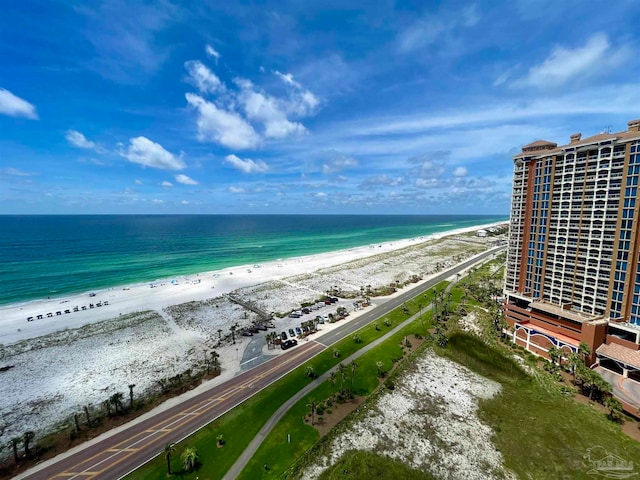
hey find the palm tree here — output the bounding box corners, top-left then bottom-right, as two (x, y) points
(349, 360), (358, 394)
(376, 361), (384, 377)
(329, 371), (337, 397)
(110, 392), (125, 415)
(164, 442), (175, 475)
(217, 328), (223, 342)
(181, 446), (199, 472)
(604, 396), (623, 421)
(568, 352), (582, 382)
(103, 399), (113, 417)
(307, 399), (317, 425)
(230, 323), (237, 344)
(10, 437), (21, 463)
(128, 384), (136, 411)
(547, 345), (561, 365)
(305, 365), (316, 379)
(579, 341), (591, 364)
(337, 363), (347, 395)
(23, 431), (35, 456)
(211, 350), (220, 371)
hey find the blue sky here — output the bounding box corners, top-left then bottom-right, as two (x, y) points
(1, 0), (639, 214)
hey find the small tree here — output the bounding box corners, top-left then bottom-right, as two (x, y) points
(329, 371), (337, 397)
(376, 361), (384, 377)
(547, 345), (561, 366)
(353, 333), (362, 344)
(181, 446), (199, 472)
(217, 434), (225, 447)
(305, 365), (316, 379)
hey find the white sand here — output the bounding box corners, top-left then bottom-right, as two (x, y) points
(302, 351), (516, 480)
(0, 222), (507, 445)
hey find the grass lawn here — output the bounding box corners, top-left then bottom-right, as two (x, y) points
(441, 332), (640, 480)
(126, 283), (446, 480)
(316, 450), (435, 480)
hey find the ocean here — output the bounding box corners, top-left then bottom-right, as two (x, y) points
(0, 215), (507, 306)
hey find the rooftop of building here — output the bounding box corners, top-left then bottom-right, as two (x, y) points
(597, 342), (640, 370)
(529, 300), (603, 324)
(514, 119), (640, 160)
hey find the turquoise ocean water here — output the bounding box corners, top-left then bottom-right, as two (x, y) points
(0, 215), (507, 306)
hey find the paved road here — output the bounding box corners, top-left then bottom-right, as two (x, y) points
(18, 246), (503, 480)
(18, 342), (325, 480)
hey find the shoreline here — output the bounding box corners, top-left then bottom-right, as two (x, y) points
(0, 221), (506, 346)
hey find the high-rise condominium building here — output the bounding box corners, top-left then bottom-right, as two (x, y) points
(503, 119), (640, 409)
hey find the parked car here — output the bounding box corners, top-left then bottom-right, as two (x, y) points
(302, 307), (311, 314)
(289, 328), (295, 337)
(316, 315), (324, 324)
(330, 297), (339, 303)
(256, 324), (267, 331)
(241, 330), (253, 337)
(281, 339), (298, 350)
(280, 331), (288, 341)
(295, 327), (302, 336)
(289, 311), (301, 318)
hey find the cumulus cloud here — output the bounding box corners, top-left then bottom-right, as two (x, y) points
(185, 60), (223, 94)
(186, 93), (260, 149)
(205, 44), (221, 61)
(236, 81), (306, 139)
(0, 87), (38, 119)
(161, 180), (173, 187)
(66, 130), (96, 149)
(175, 174), (198, 185)
(514, 33), (625, 88)
(225, 154), (269, 174)
(275, 71), (301, 88)
(120, 136), (185, 170)
(453, 166), (468, 177)
(228, 186), (246, 193)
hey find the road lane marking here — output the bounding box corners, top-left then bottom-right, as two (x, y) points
(55, 342), (327, 479)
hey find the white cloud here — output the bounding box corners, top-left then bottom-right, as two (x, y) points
(66, 130), (96, 149)
(185, 60), (223, 94)
(275, 71), (301, 88)
(135, 179), (142, 185)
(228, 186), (246, 193)
(175, 174), (198, 185)
(225, 154), (269, 174)
(120, 136), (185, 170)
(2, 167), (35, 177)
(515, 33), (623, 88)
(186, 93), (260, 149)
(181, 200), (190, 204)
(161, 181), (173, 187)
(205, 44), (221, 61)
(322, 153), (359, 174)
(0, 88), (38, 119)
(453, 166), (468, 177)
(236, 83), (306, 139)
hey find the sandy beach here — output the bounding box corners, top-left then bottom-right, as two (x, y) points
(0, 222), (507, 444)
